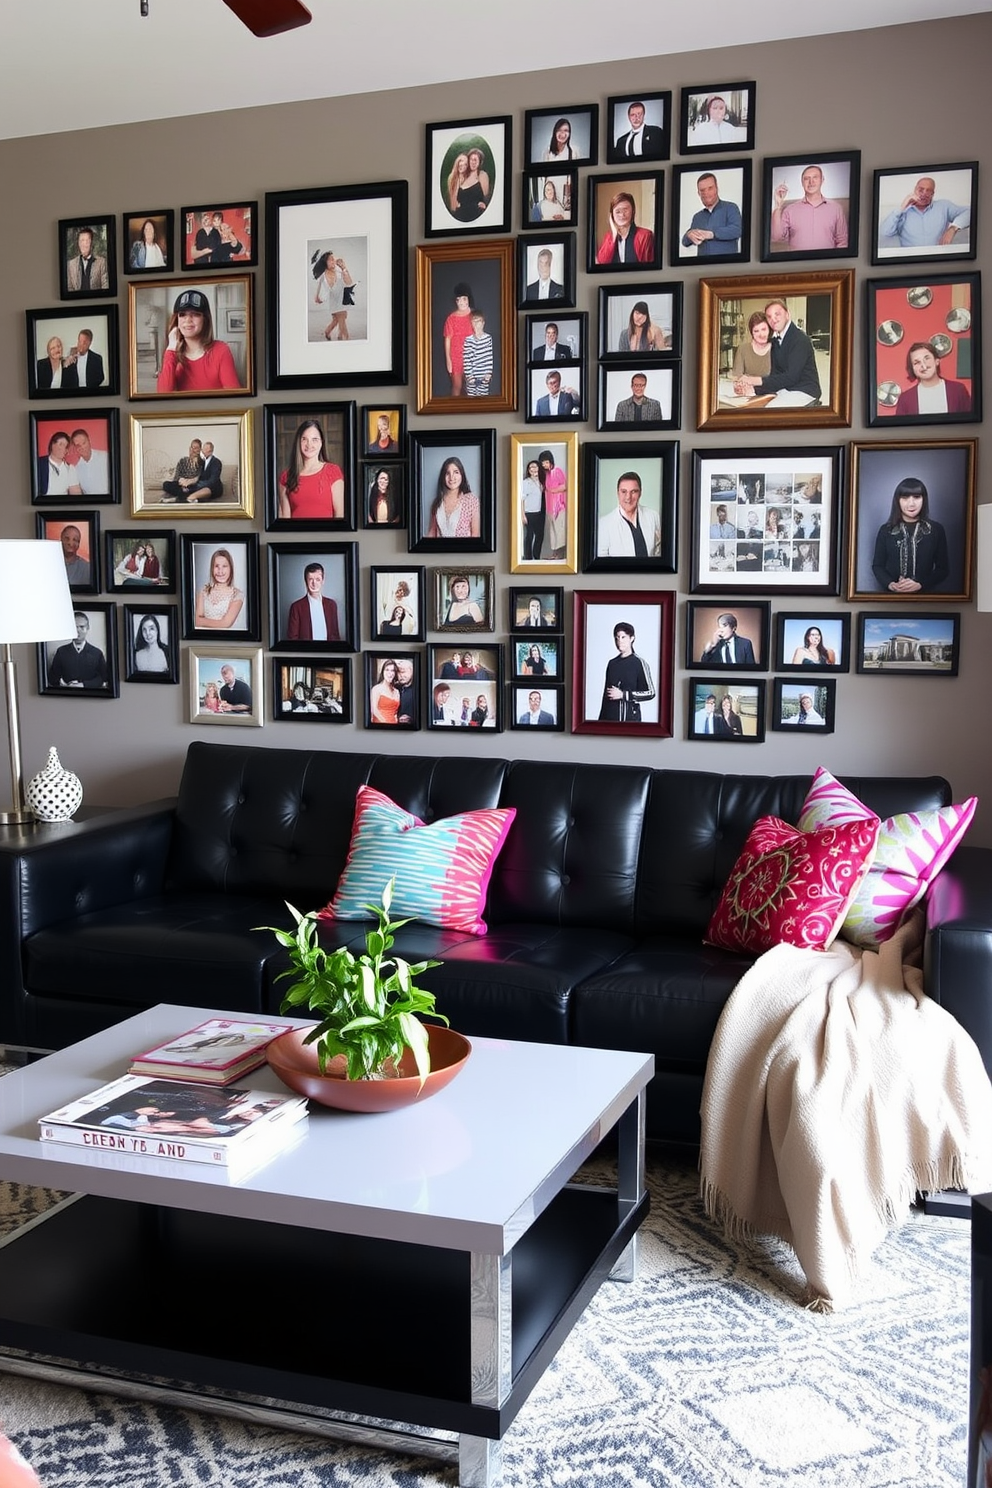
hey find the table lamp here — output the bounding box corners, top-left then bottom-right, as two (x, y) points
(0, 541), (77, 825)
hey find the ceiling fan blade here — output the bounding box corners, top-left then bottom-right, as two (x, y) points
(220, 0), (313, 37)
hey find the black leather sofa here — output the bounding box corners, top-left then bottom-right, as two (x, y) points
(1, 741), (987, 1145)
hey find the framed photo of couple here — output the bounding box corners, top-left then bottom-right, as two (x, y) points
(688, 679), (765, 743)
(424, 116), (512, 238)
(507, 434), (579, 575)
(30, 409), (120, 506)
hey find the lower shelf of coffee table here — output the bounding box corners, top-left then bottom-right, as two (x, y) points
(0, 1184), (647, 1439)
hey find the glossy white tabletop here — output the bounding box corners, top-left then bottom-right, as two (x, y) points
(0, 1005), (652, 1255)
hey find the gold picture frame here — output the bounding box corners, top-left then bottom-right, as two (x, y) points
(508, 432), (579, 574)
(129, 409), (254, 519)
(415, 240), (517, 415)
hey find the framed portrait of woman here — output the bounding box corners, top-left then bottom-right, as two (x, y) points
(127, 277), (254, 399)
(179, 532), (260, 642)
(511, 635), (561, 682)
(572, 590), (674, 738)
(30, 408), (120, 506)
(267, 542), (359, 653)
(846, 439), (975, 603)
(265, 180), (407, 390)
(360, 461), (406, 530)
(416, 240), (516, 414)
(123, 604), (179, 685)
(408, 430), (496, 554)
(508, 587), (563, 633)
(369, 566), (426, 644)
(361, 404), (406, 458)
(508, 433), (579, 575)
(263, 402), (357, 531)
(424, 116), (512, 238)
(524, 106), (598, 167)
(774, 612), (850, 673)
(598, 284), (682, 360)
(865, 272), (981, 428)
(771, 679), (837, 734)
(432, 568), (494, 633)
(122, 211), (174, 275)
(273, 658), (352, 724)
(521, 168), (579, 232)
(587, 173), (663, 274)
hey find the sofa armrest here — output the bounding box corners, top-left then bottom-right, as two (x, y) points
(924, 845), (992, 1079)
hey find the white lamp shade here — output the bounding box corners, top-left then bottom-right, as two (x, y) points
(0, 541), (78, 644)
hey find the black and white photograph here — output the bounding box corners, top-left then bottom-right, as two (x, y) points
(38, 602), (118, 698)
(123, 604), (179, 684)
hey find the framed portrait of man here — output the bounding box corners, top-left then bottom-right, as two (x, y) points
(572, 590), (674, 738)
(267, 541), (359, 653)
(58, 216), (116, 300)
(671, 161), (751, 267)
(36, 511), (100, 595)
(761, 152), (860, 262)
(38, 602), (118, 698)
(872, 162), (978, 266)
(605, 92), (672, 165)
(582, 441), (679, 574)
(510, 684), (564, 733)
(597, 365), (680, 432)
(684, 601), (769, 672)
(516, 235), (577, 310)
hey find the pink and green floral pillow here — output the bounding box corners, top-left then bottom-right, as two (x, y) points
(798, 767), (977, 948)
(705, 814), (880, 956)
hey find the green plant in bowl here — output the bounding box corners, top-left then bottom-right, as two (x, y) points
(256, 879), (444, 1085)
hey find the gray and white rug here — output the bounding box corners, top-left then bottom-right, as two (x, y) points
(0, 1154), (972, 1487)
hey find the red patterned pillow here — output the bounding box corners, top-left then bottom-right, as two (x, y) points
(705, 814), (881, 955)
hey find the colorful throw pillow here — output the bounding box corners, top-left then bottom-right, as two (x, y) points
(798, 767), (977, 949)
(320, 785), (516, 936)
(705, 814), (880, 956)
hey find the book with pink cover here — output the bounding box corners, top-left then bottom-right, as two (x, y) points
(129, 1018), (295, 1084)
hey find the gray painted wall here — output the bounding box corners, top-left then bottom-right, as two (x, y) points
(1, 15), (988, 838)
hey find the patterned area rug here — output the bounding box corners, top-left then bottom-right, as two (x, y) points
(0, 1149), (971, 1487)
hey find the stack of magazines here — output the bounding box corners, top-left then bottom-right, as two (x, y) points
(39, 1073), (308, 1178)
(128, 1018), (296, 1086)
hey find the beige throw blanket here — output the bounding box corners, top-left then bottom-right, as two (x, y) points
(700, 907), (992, 1310)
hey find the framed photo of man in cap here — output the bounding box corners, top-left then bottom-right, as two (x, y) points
(126, 276), (254, 399)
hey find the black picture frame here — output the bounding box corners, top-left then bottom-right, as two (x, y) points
(771, 678), (837, 732)
(587, 173), (663, 274)
(35, 511), (100, 594)
(679, 83), (756, 155)
(361, 404), (406, 459)
(604, 92), (672, 165)
(684, 601), (769, 672)
(872, 162), (978, 267)
(122, 210), (175, 275)
(370, 567), (426, 644)
(58, 217), (117, 300)
(263, 401), (357, 531)
(104, 528), (176, 595)
(364, 651), (422, 731)
(687, 678), (765, 742)
(527, 364), (587, 424)
(761, 152), (860, 262)
(30, 408), (120, 505)
(581, 440), (679, 574)
(361, 462), (406, 530)
(179, 201), (258, 271)
(265, 179), (408, 389)
(26, 305), (119, 399)
(180, 532), (261, 642)
(122, 604), (180, 685)
(510, 634), (562, 682)
(774, 612), (850, 673)
(267, 541), (359, 654)
(865, 272), (981, 428)
(508, 586), (564, 633)
(517, 234), (577, 309)
(597, 284), (682, 359)
(691, 446), (842, 596)
(426, 643), (503, 731)
(671, 160), (751, 267)
(38, 601), (118, 698)
(127, 275), (254, 400)
(408, 430), (496, 554)
(272, 657), (353, 723)
(524, 311), (587, 367)
(523, 107), (599, 167)
(597, 364), (681, 432)
(521, 167), (578, 231)
(510, 684), (565, 732)
(432, 567), (495, 633)
(424, 115), (512, 238)
(856, 611), (961, 676)
(416, 239), (517, 413)
(846, 439), (975, 603)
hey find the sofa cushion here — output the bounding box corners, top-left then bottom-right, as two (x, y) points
(320, 785), (516, 935)
(704, 814), (880, 954)
(799, 766), (977, 949)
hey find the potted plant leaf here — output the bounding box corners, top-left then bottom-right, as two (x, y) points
(257, 879), (471, 1111)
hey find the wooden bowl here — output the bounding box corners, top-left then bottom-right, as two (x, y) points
(266, 1024), (472, 1113)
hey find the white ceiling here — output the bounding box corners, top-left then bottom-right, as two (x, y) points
(1, 0), (988, 142)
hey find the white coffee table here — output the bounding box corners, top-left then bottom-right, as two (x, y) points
(0, 1005), (652, 1488)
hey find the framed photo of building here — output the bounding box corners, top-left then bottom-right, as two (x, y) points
(130, 409), (254, 519)
(697, 270), (853, 431)
(856, 612), (960, 676)
(36, 511), (100, 595)
(510, 684), (564, 732)
(872, 163), (977, 266)
(508, 434), (579, 574)
(273, 658), (352, 723)
(262, 401), (357, 530)
(671, 161), (751, 267)
(598, 284), (682, 359)
(508, 586), (563, 633)
(684, 601), (769, 672)
(58, 217), (116, 299)
(123, 211), (174, 275)
(38, 603), (118, 697)
(523, 107), (598, 167)
(416, 239), (516, 413)
(582, 441), (679, 574)
(105, 528), (176, 594)
(771, 678), (836, 732)
(267, 541), (359, 653)
(127, 276), (254, 399)
(424, 115), (512, 237)
(30, 408), (119, 505)
(846, 439), (975, 603)
(370, 566), (426, 644)
(432, 568), (495, 632)
(364, 652), (422, 730)
(26, 306), (119, 399)
(188, 646), (262, 726)
(426, 643), (503, 730)
(865, 272), (981, 427)
(688, 678), (765, 742)
(604, 92), (672, 165)
(774, 612), (850, 673)
(597, 365), (680, 432)
(690, 446), (841, 595)
(587, 173), (663, 273)
(122, 604), (179, 685)
(761, 152), (860, 261)
(408, 430), (496, 554)
(572, 590), (674, 738)
(265, 180), (407, 389)
(180, 202), (257, 270)
(679, 83), (756, 154)
(179, 532), (261, 641)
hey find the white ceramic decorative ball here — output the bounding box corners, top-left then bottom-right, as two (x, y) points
(26, 747), (83, 823)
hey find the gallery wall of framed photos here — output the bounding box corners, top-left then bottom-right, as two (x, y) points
(4, 11), (989, 838)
